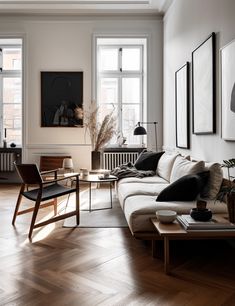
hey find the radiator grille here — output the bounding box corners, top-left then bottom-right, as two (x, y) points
(0, 153), (16, 172)
(103, 152), (139, 170)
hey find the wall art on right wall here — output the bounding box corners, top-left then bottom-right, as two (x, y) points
(192, 32), (216, 134)
(221, 39), (235, 140)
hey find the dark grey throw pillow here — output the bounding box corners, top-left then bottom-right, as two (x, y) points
(134, 150), (164, 171)
(156, 171), (210, 202)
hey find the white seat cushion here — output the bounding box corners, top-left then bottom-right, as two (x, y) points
(117, 175), (168, 186)
(117, 182), (168, 209)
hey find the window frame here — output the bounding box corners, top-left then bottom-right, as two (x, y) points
(0, 43), (22, 146)
(96, 41), (145, 145)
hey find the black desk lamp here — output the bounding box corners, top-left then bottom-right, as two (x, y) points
(133, 121), (158, 151)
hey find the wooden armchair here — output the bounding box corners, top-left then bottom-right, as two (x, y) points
(12, 163), (79, 239)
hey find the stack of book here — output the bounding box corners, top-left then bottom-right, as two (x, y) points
(177, 214), (235, 232)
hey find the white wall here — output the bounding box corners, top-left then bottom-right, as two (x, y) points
(164, 0), (235, 162)
(0, 15), (163, 170)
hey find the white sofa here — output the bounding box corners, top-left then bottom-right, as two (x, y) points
(117, 153), (228, 238)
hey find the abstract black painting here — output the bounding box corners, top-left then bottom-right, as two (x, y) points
(41, 71), (83, 127)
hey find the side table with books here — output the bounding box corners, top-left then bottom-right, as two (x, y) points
(151, 214), (235, 274)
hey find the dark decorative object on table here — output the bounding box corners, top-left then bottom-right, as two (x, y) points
(217, 159), (235, 223)
(10, 142), (16, 148)
(190, 199), (212, 221)
(190, 208), (212, 222)
(91, 151), (101, 170)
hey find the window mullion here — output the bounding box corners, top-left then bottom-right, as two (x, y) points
(0, 75), (2, 143)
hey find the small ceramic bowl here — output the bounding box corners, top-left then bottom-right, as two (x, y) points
(156, 210), (177, 223)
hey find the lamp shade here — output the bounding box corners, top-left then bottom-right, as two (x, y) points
(133, 125), (147, 135)
(62, 158), (74, 169)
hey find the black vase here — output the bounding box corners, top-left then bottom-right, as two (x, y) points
(91, 151), (101, 170)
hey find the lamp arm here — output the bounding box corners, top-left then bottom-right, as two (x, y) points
(137, 121), (158, 151)
(138, 121), (158, 125)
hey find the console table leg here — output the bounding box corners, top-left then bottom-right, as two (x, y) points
(164, 237), (170, 274)
(152, 240), (157, 258)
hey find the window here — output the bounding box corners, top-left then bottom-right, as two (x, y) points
(0, 39), (22, 146)
(96, 38), (147, 145)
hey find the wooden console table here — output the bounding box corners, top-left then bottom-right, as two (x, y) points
(151, 216), (235, 274)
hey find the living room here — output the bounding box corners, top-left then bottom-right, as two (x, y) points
(1, 0), (235, 305)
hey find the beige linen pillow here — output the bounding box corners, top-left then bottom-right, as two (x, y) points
(156, 153), (179, 182)
(201, 162), (223, 200)
(170, 156), (205, 183)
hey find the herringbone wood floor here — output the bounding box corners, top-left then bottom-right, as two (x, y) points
(1, 184), (235, 306)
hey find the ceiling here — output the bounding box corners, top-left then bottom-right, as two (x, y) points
(0, 0), (173, 16)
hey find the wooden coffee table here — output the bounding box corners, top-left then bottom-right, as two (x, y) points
(151, 216), (235, 274)
(80, 174), (118, 212)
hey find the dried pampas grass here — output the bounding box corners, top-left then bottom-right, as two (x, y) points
(75, 102), (116, 151)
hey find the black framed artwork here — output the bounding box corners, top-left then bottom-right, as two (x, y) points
(221, 39), (235, 141)
(192, 32), (216, 134)
(175, 62), (190, 149)
(41, 71), (83, 127)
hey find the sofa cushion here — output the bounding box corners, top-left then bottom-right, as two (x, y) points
(156, 171), (210, 202)
(156, 153), (179, 182)
(118, 182), (168, 209)
(201, 162), (223, 199)
(117, 175), (168, 186)
(134, 150), (164, 171)
(170, 156), (205, 183)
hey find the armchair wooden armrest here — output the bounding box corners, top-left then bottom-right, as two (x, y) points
(42, 173), (80, 185)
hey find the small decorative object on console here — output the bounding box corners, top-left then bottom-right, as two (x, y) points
(156, 210), (177, 224)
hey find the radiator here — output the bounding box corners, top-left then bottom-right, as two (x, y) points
(0, 153), (16, 172)
(103, 152), (139, 170)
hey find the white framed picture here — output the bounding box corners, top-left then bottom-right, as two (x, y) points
(221, 39), (235, 140)
(192, 33), (216, 134)
(175, 62), (189, 149)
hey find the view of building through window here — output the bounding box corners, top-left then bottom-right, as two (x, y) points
(96, 37), (147, 145)
(0, 39), (22, 146)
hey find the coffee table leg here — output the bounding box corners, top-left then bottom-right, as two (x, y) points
(110, 182), (112, 209)
(89, 182), (92, 212)
(164, 237), (170, 274)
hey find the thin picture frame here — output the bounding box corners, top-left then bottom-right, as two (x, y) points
(175, 62), (190, 149)
(192, 32), (216, 134)
(220, 38), (235, 141)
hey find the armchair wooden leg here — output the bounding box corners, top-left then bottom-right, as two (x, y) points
(12, 184), (25, 226)
(53, 198), (57, 216)
(28, 198), (41, 239)
(76, 179), (80, 225)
